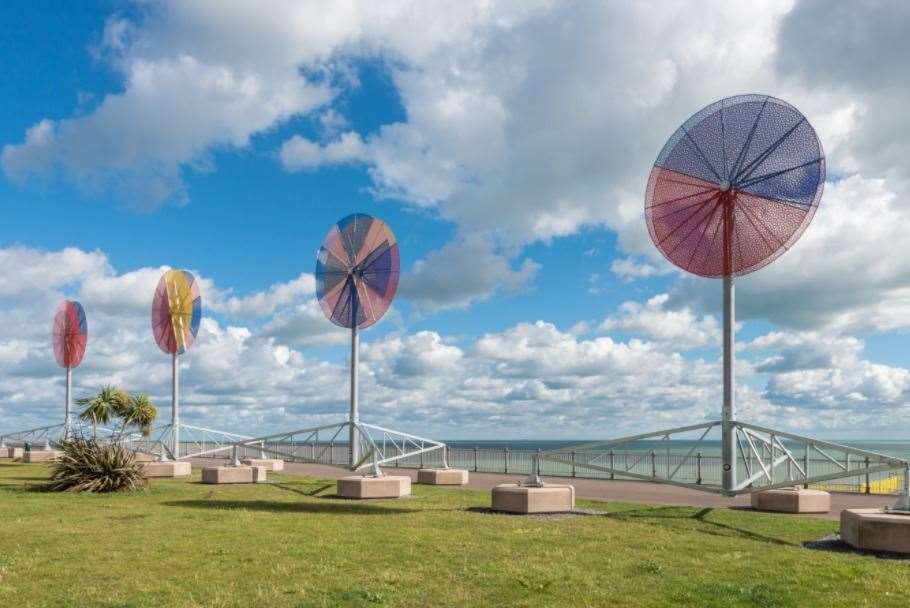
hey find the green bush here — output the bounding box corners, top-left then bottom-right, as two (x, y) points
(45, 438), (144, 493)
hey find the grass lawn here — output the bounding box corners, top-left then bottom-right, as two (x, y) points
(0, 462), (906, 607)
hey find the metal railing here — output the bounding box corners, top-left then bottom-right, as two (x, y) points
(192, 442), (906, 496)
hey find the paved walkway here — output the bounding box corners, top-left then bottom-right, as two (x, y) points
(193, 458), (897, 521)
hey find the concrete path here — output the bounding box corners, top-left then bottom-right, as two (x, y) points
(192, 458), (897, 521)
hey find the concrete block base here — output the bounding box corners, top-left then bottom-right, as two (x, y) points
(142, 461), (192, 478)
(22, 450), (61, 463)
(750, 488), (830, 513)
(251, 466), (268, 483)
(132, 452), (157, 463)
(841, 508), (910, 554)
(2, 447), (24, 459)
(201, 466), (260, 484)
(242, 458), (284, 472)
(417, 468), (469, 485)
(491, 483), (575, 514)
(337, 475), (411, 499)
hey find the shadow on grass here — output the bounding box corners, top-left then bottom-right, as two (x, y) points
(270, 481), (335, 497)
(163, 499), (412, 515)
(607, 506), (799, 547)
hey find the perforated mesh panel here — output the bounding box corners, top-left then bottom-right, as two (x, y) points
(315, 213), (400, 329)
(646, 95), (825, 277)
(151, 269), (202, 355)
(53, 300), (87, 368)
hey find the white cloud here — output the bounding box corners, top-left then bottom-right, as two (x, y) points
(601, 294), (719, 351)
(280, 132), (367, 171)
(609, 257), (670, 282)
(399, 236), (540, 311)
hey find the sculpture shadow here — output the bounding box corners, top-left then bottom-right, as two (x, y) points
(607, 506), (798, 547)
(163, 499), (412, 515)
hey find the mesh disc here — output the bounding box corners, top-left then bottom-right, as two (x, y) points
(645, 94), (825, 277)
(316, 213), (400, 329)
(151, 269), (202, 355)
(53, 300), (88, 368)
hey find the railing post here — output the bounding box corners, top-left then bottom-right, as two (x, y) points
(650, 450), (656, 478)
(609, 450), (615, 480)
(419, 448), (424, 469)
(571, 451), (576, 478)
(536, 448), (543, 478)
(505, 448), (510, 474)
(696, 452), (702, 485)
(865, 457), (871, 494)
(474, 446), (478, 472)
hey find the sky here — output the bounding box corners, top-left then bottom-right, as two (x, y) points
(2, 0), (910, 440)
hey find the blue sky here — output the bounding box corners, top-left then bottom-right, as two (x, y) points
(2, 1), (910, 440)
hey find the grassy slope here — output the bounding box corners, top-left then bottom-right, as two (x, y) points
(0, 462), (905, 608)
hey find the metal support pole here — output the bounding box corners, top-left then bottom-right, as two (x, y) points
(571, 451), (576, 478)
(651, 450), (656, 478)
(721, 273), (736, 494)
(894, 465), (910, 512)
(504, 448), (510, 474)
(64, 367), (72, 440)
(865, 458), (871, 494)
(696, 452), (702, 485)
(474, 446), (478, 472)
(804, 444), (811, 488)
(443, 445), (450, 469)
(609, 450), (615, 480)
(172, 352), (180, 459)
(525, 449), (543, 487)
(349, 321), (360, 469)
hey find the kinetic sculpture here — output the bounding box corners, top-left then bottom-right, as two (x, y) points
(234, 214), (445, 476)
(137, 269), (250, 461)
(535, 95), (909, 510)
(151, 269), (201, 459)
(53, 300), (88, 439)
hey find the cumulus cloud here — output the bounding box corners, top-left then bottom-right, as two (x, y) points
(399, 236), (540, 311)
(601, 294), (719, 351)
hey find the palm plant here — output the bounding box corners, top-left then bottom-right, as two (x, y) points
(124, 394), (158, 438)
(45, 438), (143, 493)
(77, 386), (130, 438)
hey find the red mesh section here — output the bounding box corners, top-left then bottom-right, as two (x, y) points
(52, 300), (87, 369)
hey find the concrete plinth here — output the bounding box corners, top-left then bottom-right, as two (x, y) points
(2, 447), (24, 459)
(133, 452), (157, 463)
(417, 468), (469, 485)
(142, 461), (192, 478)
(750, 488), (830, 513)
(201, 466), (258, 484)
(251, 466), (268, 483)
(242, 458), (284, 472)
(22, 450), (61, 463)
(337, 475), (411, 499)
(491, 483), (575, 514)
(841, 508), (910, 554)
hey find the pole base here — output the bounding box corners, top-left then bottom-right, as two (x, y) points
(491, 483), (575, 514)
(337, 475), (411, 499)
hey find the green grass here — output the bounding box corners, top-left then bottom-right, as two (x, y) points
(0, 462), (905, 607)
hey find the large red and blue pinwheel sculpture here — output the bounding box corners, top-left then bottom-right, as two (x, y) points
(316, 213), (400, 329)
(53, 300), (88, 369)
(646, 94), (825, 277)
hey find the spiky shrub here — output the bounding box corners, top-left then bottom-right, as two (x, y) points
(46, 438), (144, 493)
